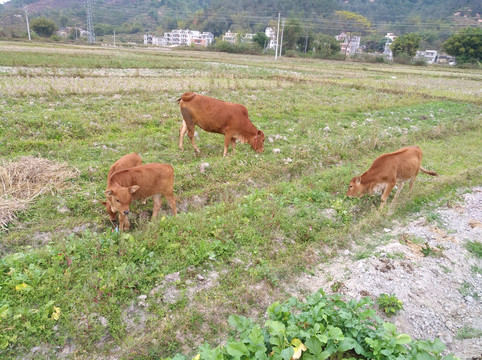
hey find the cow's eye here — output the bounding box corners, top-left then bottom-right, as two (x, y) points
(116, 199), (120, 203)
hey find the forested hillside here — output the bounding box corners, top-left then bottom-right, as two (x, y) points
(0, 0), (480, 38)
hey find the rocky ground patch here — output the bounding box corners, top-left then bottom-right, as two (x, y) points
(293, 187), (482, 360)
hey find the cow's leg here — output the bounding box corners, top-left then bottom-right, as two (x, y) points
(180, 107), (200, 153)
(119, 213), (129, 231)
(223, 134), (233, 156)
(152, 194), (161, 219)
(164, 193), (177, 216)
(392, 181), (405, 200)
(231, 138), (236, 154)
(409, 176), (417, 191)
(379, 182), (396, 210)
(179, 120), (188, 151)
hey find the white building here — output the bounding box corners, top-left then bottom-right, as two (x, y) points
(336, 33), (361, 56)
(144, 34), (166, 46)
(241, 33), (256, 43)
(265, 27), (277, 49)
(146, 29), (214, 47)
(385, 32), (397, 42)
(414, 50), (438, 64)
(222, 30), (238, 43)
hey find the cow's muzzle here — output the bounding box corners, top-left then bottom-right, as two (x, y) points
(123, 210), (130, 215)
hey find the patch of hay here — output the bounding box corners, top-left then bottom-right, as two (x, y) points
(0, 156), (79, 230)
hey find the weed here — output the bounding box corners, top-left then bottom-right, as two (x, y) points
(455, 325), (482, 340)
(330, 281), (343, 293)
(421, 242), (441, 257)
(377, 293), (404, 316)
(471, 265), (482, 275)
(465, 241), (482, 258)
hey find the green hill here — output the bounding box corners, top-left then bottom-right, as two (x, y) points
(0, 0), (480, 39)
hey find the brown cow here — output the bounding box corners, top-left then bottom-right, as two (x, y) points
(178, 92), (265, 156)
(101, 153), (142, 229)
(346, 146), (438, 209)
(105, 163), (177, 231)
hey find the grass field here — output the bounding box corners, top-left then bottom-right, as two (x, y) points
(0, 41), (481, 359)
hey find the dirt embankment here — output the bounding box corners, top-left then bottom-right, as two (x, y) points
(293, 187), (482, 360)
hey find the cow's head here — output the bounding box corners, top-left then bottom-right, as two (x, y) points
(105, 185), (140, 216)
(346, 176), (365, 197)
(252, 130), (265, 153)
(101, 200), (118, 221)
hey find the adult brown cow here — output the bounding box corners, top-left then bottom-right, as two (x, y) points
(346, 146), (438, 209)
(178, 92), (265, 156)
(105, 163), (177, 231)
(101, 153), (143, 229)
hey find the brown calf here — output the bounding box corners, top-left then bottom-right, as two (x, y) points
(346, 146), (438, 209)
(101, 153), (142, 229)
(105, 163), (177, 231)
(178, 92), (265, 156)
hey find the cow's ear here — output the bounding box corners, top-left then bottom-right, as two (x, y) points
(257, 130), (263, 135)
(105, 190), (113, 196)
(355, 176), (361, 184)
(129, 185), (140, 194)
(101, 201), (107, 206)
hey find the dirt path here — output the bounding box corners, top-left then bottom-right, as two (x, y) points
(292, 187), (482, 360)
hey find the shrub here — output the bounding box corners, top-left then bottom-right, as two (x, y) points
(161, 290), (458, 360)
(377, 293), (404, 316)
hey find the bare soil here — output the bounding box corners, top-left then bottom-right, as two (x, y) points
(292, 187), (482, 360)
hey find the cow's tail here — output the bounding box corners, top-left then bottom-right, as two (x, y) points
(420, 167), (438, 176)
(177, 92), (196, 103)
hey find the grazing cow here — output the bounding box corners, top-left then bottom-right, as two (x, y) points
(178, 92), (265, 156)
(346, 146), (438, 209)
(105, 163), (177, 231)
(101, 153), (143, 229)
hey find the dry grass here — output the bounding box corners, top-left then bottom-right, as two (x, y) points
(0, 156), (79, 230)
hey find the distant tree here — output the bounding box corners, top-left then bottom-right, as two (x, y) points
(443, 27), (482, 63)
(391, 33), (421, 57)
(59, 15), (69, 28)
(30, 17), (57, 37)
(253, 32), (269, 49)
(334, 11), (372, 36)
(311, 33), (341, 57)
(282, 17), (303, 52)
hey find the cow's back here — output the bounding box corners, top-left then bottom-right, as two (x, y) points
(109, 163), (174, 198)
(108, 153), (142, 178)
(179, 92), (250, 134)
(367, 146), (423, 182)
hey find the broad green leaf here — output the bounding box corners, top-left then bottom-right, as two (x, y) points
(327, 326), (344, 341)
(280, 346), (294, 360)
(338, 337), (357, 352)
(0, 336), (8, 350)
(383, 322), (397, 333)
(248, 325), (264, 345)
(396, 333), (412, 345)
(226, 341), (249, 357)
(265, 320), (285, 335)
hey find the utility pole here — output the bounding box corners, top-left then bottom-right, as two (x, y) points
(304, 34), (309, 53)
(86, 0), (95, 44)
(114, 29), (116, 47)
(279, 18), (285, 58)
(24, 7), (31, 41)
(275, 12), (280, 60)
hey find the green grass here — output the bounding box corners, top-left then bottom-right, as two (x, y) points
(466, 241), (482, 258)
(0, 41), (481, 359)
(455, 325), (482, 340)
